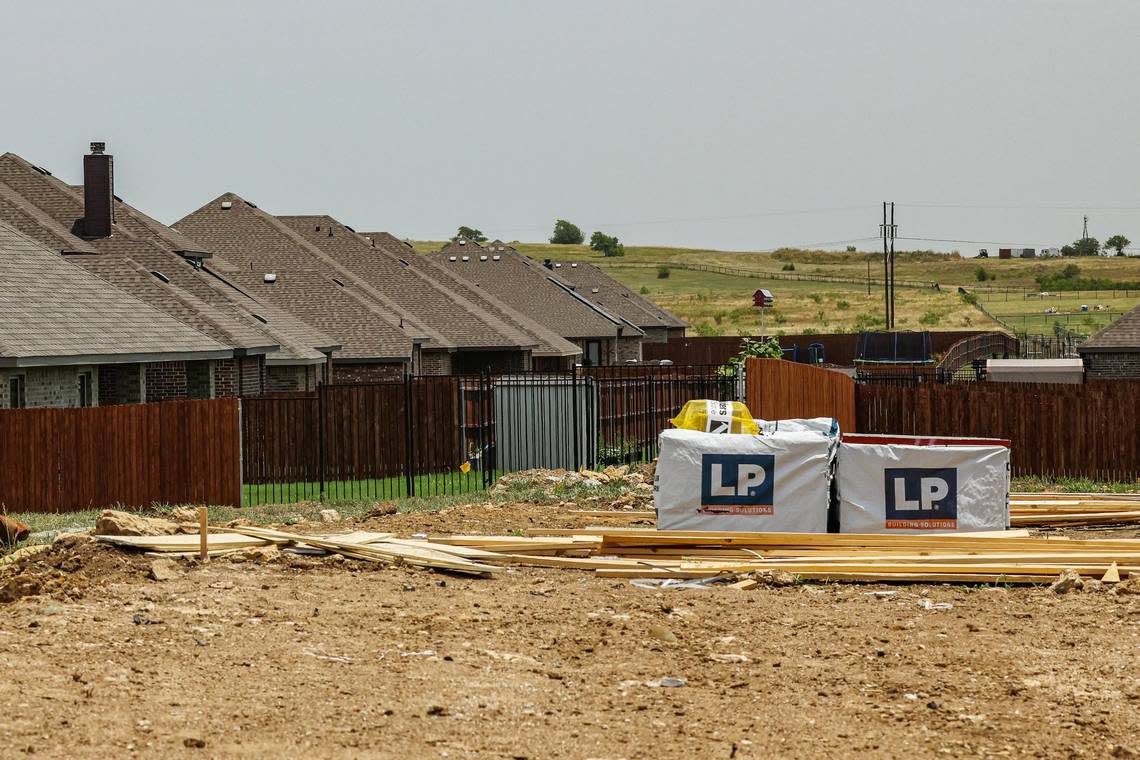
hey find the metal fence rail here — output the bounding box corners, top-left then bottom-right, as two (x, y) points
(241, 365), (740, 505)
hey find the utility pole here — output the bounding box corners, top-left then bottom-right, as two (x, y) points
(879, 202), (898, 329)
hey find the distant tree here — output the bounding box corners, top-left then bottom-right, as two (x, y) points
(453, 226), (487, 243)
(1105, 234), (1131, 256)
(974, 265), (990, 282)
(549, 219), (584, 245)
(656, 265), (670, 279)
(589, 231), (625, 257)
(846, 246), (857, 252)
(1060, 244), (1077, 257)
(1072, 237), (1100, 257)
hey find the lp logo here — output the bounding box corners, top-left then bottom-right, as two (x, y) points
(699, 454), (775, 514)
(884, 467), (957, 528)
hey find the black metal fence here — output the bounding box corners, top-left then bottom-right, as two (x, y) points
(241, 364), (740, 505)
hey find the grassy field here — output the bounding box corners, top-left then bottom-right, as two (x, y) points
(975, 289), (1140, 337)
(414, 240), (1140, 336)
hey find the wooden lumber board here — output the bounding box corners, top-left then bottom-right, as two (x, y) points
(669, 561), (1140, 575)
(595, 568), (1075, 584)
(589, 533), (1140, 552)
(567, 510), (656, 520)
(225, 526), (500, 575)
(96, 533), (272, 551)
(1011, 492), (1140, 501)
(1011, 512), (1140, 526)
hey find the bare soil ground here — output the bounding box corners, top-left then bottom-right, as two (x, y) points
(1, 502), (1138, 759)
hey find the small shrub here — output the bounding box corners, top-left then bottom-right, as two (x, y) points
(713, 312), (724, 325)
(781, 263), (795, 271)
(773, 312), (788, 325)
(693, 323), (720, 336)
(809, 293), (823, 304)
(974, 266), (990, 282)
(960, 291), (979, 306)
(836, 300), (850, 310)
(639, 285), (650, 295)
(656, 265), (670, 279)
(802, 327), (819, 335)
(919, 310), (942, 326)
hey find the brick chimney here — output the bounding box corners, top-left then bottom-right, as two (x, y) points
(83, 141), (114, 238)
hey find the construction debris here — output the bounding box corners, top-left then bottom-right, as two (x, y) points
(94, 510), (185, 537)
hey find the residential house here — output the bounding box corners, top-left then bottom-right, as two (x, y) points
(0, 145), (339, 395)
(429, 239), (646, 366)
(176, 198), (575, 375)
(1079, 305), (1140, 379)
(538, 256), (687, 342)
(0, 221), (231, 407)
(356, 232), (583, 370)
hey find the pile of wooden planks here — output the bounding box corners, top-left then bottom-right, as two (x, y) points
(1010, 492), (1140, 527)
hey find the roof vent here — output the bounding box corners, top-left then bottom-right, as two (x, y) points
(492, 255), (501, 261)
(332, 277), (345, 287)
(345, 224), (355, 233)
(554, 263), (563, 268)
(244, 200), (258, 209)
(448, 256), (458, 262)
(263, 273), (277, 283)
(591, 287), (600, 294)
(571, 262), (578, 267)
(30, 164), (51, 176)
(461, 255), (470, 262)
(398, 258), (410, 266)
(314, 225), (321, 232)
(150, 271), (170, 283)
(220, 201), (233, 210)
(498, 246), (505, 252)
(251, 313), (268, 324)
(458, 239), (466, 245)
(479, 255), (488, 261)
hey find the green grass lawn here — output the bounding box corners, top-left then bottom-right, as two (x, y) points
(976, 290), (1140, 337)
(242, 471), (492, 506)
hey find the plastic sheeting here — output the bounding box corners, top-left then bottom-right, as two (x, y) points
(655, 429), (832, 533)
(837, 440), (1010, 534)
(756, 417), (840, 438)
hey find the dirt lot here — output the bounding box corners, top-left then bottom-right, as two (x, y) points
(0, 502), (1138, 759)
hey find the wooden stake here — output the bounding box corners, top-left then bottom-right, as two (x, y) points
(198, 507), (208, 561)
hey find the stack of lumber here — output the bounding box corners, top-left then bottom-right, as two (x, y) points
(575, 492), (1140, 529)
(1010, 493), (1140, 527)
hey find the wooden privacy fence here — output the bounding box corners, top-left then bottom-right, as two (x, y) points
(0, 398), (241, 513)
(745, 358), (856, 432)
(857, 381), (1140, 481)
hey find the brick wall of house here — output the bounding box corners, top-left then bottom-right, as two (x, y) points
(451, 350), (530, 374)
(0, 365), (98, 408)
(332, 362), (407, 383)
(615, 336), (644, 363)
(1083, 352), (1140, 379)
(418, 351), (453, 376)
(640, 327), (671, 344)
(265, 364), (320, 392)
(144, 361), (189, 402)
(98, 364), (144, 405)
(214, 359), (238, 397)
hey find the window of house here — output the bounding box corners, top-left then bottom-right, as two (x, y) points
(78, 371), (94, 407)
(585, 340), (603, 367)
(9, 375), (26, 408)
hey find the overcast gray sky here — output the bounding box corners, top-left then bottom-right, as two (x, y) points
(3, 1), (1139, 254)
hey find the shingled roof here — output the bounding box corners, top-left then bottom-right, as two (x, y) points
(277, 216), (541, 352)
(0, 221), (230, 367)
(359, 232), (582, 358)
(174, 194), (417, 361)
(1079, 305), (1140, 352)
(0, 152), (336, 365)
(544, 260), (687, 330)
(430, 240), (643, 340)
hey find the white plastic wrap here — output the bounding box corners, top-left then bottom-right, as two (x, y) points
(655, 429), (832, 533)
(755, 417), (840, 438)
(837, 441), (1010, 534)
